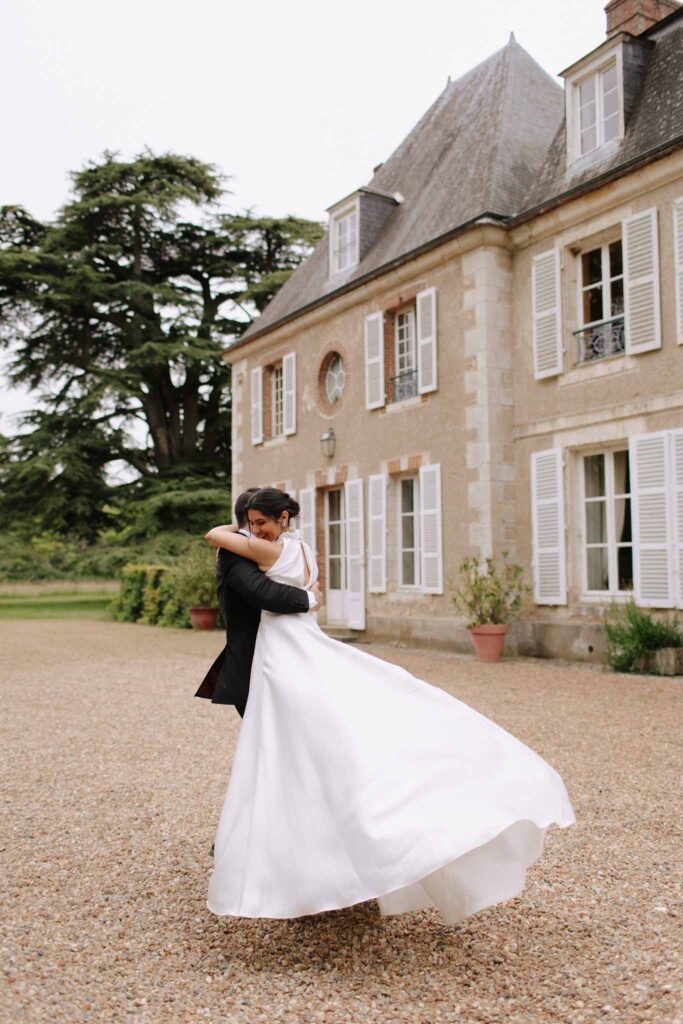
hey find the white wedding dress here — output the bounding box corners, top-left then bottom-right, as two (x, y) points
(207, 533), (575, 925)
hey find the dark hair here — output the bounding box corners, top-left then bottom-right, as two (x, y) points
(234, 487), (260, 527)
(246, 487), (300, 525)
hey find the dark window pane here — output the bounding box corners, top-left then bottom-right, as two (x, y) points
(587, 547), (609, 590)
(609, 240), (622, 277)
(582, 249), (603, 285)
(583, 285), (603, 324)
(328, 489), (341, 520)
(402, 551), (415, 585)
(584, 454), (605, 498)
(610, 278), (624, 317)
(613, 450), (630, 495)
(402, 515), (415, 549)
(586, 501), (607, 544)
(329, 558), (342, 591)
(614, 499), (632, 543)
(401, 479), (414, 514)
(329, 523), (341, 556)
(617, 547), (634, 591)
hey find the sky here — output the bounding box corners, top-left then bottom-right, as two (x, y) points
(0, 0), (607, 436)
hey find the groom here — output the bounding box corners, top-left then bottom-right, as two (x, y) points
(194, 486), (322, 719)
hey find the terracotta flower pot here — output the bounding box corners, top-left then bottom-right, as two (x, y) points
(188, 606), (219, 630)
(469, 624), (508, 663)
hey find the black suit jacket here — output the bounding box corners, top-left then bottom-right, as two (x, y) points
(194, 546), (310, 717)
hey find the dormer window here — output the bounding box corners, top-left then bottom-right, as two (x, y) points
(578, 62), (619, 155)
(561, 36), (635, 167)
(326, 187), (399, 279)
(330, 202), (359, 274)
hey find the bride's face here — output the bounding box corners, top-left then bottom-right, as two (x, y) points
(247, 509), (287, 540)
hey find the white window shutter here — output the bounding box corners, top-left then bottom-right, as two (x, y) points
(250, 366), (263, 445)
(623, 208), (661, 354)
(671, 430), (683, 609)
(344, 479), (366, 629)
(629, 432), (673, 608)
(674, 198), (683, 346)
(530, 449), (567, 604)
(367, 473), (387, 593)
(283, 352), (296, 435)
(364, 312), (385, 409)
(531, 249), (563, 379)
(419, 464), (443, 594)
(416, 287), (437, 394)
(298, 488), (316, 558)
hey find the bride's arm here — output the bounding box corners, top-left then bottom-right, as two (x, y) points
(204, 524), (282, 568)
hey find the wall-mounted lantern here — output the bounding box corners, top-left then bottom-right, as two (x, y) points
(320, 427), (336, 459)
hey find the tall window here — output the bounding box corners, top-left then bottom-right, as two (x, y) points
(398, 476), (420, 587)
(391, 307), (418, 401)
(576, 239), (624, 363)
(583, 450), (633, 594)
(327, 488), (344, 590)
(578, 62), (619, 156)
(333, 208), (358, 272)
(272, 364), (284, 436)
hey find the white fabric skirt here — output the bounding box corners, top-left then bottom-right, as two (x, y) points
(207, 611), (575, 924)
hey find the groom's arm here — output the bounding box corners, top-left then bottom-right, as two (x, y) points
(224, 557), (313, 614)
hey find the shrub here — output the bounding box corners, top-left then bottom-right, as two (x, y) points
(604, 598), (683, 673)
(450, 551), (530, 627)
(170, 542), (219, 609)
(109, 564), (172, 624)
(109, 543), (221, 629)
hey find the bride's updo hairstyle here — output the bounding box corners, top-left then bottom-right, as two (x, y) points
(246, 487), (300, 529)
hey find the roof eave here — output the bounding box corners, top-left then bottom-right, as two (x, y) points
(510, 132), (683, 228)
(223, 212), (509, 357)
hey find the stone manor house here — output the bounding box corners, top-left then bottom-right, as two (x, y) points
(224, 0), (683, 660)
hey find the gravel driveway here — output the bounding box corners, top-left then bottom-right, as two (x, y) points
(2, 620), (681, 1024)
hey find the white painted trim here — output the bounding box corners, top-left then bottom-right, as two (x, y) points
(674, 197), (683, 346)
(282, 351), (296, 435)
(328, 197), (360, 277)
(623, 207), (661, 355)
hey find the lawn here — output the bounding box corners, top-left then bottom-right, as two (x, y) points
(0, 590), (115, 620)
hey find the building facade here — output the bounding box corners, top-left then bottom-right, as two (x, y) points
(225, 0), (683, 661)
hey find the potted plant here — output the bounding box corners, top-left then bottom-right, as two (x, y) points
(450, 551), (530, 662)
(171, 542), (219, 630)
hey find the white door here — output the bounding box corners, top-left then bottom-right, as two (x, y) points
(325, 487), (345, 623)
(324, 484), (366, 628)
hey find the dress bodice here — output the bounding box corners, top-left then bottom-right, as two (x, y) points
(265, 532), (318, 591)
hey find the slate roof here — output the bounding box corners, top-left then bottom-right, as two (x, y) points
(519, 12), (683, 218)
(236, 13), (683, 348)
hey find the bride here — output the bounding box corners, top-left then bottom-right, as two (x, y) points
(203, 486), (575, 925)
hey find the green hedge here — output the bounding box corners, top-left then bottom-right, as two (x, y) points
(109, 563), (190, 629)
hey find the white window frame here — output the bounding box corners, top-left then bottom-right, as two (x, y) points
(577, 239), (624, 329)
(565, 44), (624, 165)
(396, 475), (421, 589)
(580, 448), (634, 599)
(576, 61), (619, 157)
(329, 199), (359, 275)
(395, 308), (417, 375)
(271, 363), (284, 437)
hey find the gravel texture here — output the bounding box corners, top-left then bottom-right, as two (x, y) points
(2, 619), (682, 1024)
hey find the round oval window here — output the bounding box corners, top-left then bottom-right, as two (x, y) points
(325, 354), (345, 404)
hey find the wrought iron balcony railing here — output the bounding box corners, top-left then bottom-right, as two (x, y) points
(390, 369), (418, 402)
(574, 316), (625, 365)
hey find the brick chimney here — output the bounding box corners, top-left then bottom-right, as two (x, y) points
(605, 0), (680, 36)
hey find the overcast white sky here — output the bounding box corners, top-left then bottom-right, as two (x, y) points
(0, 0), (607, 434)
